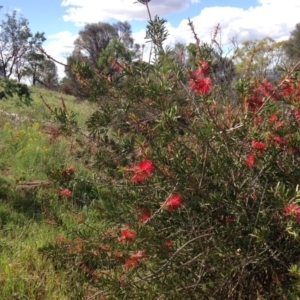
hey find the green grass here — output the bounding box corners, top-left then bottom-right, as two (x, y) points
(0, 85), (98, 299)
(0, 85), (97, 127)
(0, 219), (69, 300)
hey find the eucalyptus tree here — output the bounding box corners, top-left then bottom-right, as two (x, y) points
(0, 10), (45, 80)
(63, 21), (137, 97)
(284, 23), (300, 64)
(22, 52), (58, 88)
(73, 22), (119, 69)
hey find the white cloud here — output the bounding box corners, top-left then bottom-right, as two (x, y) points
(159, 1), (300, 51)
(61, 0), (190, 25)
(60, 0), (300, 50)
(44, 31), (78, 79)
(49, 0), (300, 78)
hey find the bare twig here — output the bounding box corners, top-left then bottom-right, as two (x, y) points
(38, 47), (69, 67)
(133, 233), (211, 284)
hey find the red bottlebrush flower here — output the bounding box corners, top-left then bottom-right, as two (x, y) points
(281, 79), (294, 97)
(130, 250), (146, 260)
(281, 78), (300, 100)
(284, 203), (300, 216)
(189, 64), (213, 95)
(225, 216), (236, 223)
(119, 226), (136, 243)
(192, 61), (210, 77)
(273, 135), (287, 145)
(197, 60), (210, 75)
(162, 193), (183, 212)
(62, 166), (75, 174)
(259, 79), (278, 101)
(131, 160), (154, 183)
(247, 96), (263, 112)
(190, 77), (213, 95)
(124, 257), (138, 270)
(293, 109), (300, 119)
(251, 140), (267, 152)
(274, 121), (285, 129)
(268, 112), (278, 123)
(165, 240), (173, 247)
(138, 209), (151, 223)
(284, 203), (300, 222)
(60, 188), (72, 197)
(244, 152), (256, 169)
(192, 69), (204, 78)
(68, 166), (75, 173)
(254, 116), (263, 124)
(134, 160), (153, 173)
(124, 251), (146, 271)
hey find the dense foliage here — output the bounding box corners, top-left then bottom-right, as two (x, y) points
(0, 9), (58, 87)
(2, 2), (300, 299)
(35, 3), (300, 299)
(284, 23), (300, 64)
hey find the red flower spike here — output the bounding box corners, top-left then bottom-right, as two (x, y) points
(190, 77), (213, 95)
(284, 203), (300, 222)
(189, 63), (213, 95)
(124, 257), (138, 270)
(119, 226), (136, 243)
(258, 79), (278, 101)
(273, 135), (287, 145)
(247, 96), (263, 112)
(124, 251), (146, 271)
(198, 60), (210, 75)
(162, 193), (183, 212)
(254, 116), (263, 124)
(244, 152), (256, 169)
(268, 112), (278, 123)
(274, 121), (285, 129)
(284, 203), (300, 216)
(281, 79), (294, 97)
(251, 141), (267, 152)
(60, 188), (72, 198)
(139, 209), (151, 223)
(165, 240), (173, 247)
(131, 160), (154, 183)
(130, 250), (146, 260)
(63, 166), (75, 174)
(293, 109), (300, 119)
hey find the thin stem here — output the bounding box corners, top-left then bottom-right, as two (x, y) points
(133, 233), (211, 284)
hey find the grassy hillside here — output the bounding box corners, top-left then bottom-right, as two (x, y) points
(0, 86), (98, 299)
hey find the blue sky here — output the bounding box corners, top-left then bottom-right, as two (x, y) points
(1, 0), (299, 78)
(1, 0), (257, 37)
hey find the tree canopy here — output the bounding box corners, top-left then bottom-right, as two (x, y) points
(74, 22), (119, 69)
(233, 37), (286, 80)
(284, 23), (300, 63)
(62, 21), (137, 97)
(0, 10), (45, 80)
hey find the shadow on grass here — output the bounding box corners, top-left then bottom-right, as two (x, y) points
(10, 192), (45, 220)
(0, 188), (51, 227)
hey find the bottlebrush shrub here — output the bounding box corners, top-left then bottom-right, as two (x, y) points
(40, 6), (300, 300)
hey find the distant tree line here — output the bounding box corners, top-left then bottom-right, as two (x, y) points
(0, 10), (58, 88)
(1, 7), (300, 94)
(60, 19), (300, 99)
